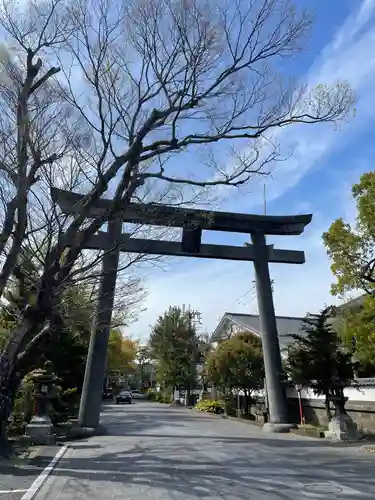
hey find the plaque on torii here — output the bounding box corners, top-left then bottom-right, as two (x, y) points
(52, 188), (312, 432)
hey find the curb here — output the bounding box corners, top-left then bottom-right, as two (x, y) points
(192, 407), (262, 427)
(193, 409), (375, 446)
(20, 444), (69, 500)
(55, 423), (106, 442)
(288, 430), (375, 448)
(362, 445), (375, 453)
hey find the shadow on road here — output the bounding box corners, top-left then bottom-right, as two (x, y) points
(47, 443), (375, 499)
(6, 403), (375, 499)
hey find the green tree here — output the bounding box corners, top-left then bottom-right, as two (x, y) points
(40, 285), (93, 391)
(323, 171), (375, 295)
(287, 307), (355, 419)
(206, 332), (264, 412)
(135, 345), (153, 390)
(106, 331), (137, 375)
(1, 241), (140, 390)
(0, 249), (94, 392)
(150, 307), (200, 398)
(336, 295), (375, 376)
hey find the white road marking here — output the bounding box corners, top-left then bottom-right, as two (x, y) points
(20, 445), (69, 500)
(0, 490), (27, 494)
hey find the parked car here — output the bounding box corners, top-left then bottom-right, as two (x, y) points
(102, 389), (113, 401)
(116, 390), (132, 404)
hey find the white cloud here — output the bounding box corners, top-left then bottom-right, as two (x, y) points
(127, 1), (374, 341)
(331, 0), (375, 52)
(221, 0), (375, 212)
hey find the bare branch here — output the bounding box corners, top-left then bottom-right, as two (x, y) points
(0, 0), (355, 441)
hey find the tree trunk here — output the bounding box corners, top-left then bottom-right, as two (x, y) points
(0, 310), (48, 455)
(244, 390), (249, 415)
(0, 380), (12, 457)
(186, 387), (191, 406)
(0, 368), (23, 456)
(324, 392), (331, 422)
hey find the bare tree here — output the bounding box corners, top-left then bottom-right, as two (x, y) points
(0, 0), (76, 299)
(0, 0), (354, 453)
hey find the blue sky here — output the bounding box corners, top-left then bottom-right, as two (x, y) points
(127, 0), (375, 341)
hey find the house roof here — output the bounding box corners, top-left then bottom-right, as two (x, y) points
(210, 312), (305, 347)
(336, 295), (365, 311)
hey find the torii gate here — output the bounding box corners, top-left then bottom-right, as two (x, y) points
(52, 188), (312, 432)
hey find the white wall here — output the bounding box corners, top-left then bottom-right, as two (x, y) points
(286, 379), (375, 403)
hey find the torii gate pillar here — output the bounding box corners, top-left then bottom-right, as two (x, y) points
(252, 231), (292, 431)
(78, 219), (122, 428)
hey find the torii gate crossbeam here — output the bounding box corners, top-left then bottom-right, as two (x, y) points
(52, 187), (312, 432)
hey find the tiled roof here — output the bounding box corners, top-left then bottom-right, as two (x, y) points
(212, 312), (305, 347)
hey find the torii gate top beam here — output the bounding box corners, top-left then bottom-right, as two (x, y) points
(51, 188), (312, 236)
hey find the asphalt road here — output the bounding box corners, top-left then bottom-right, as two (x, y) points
(18, 402), (375, 499)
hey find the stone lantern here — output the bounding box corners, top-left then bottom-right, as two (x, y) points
(324, 381), (361, 441)
(25, 360), (60, 445)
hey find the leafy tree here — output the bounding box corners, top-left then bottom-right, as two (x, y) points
(106, 331), (137, 375)
(336, 295), (375, 376)
(323, 171), (375, 295)
(0, 248), (94, 389)
(150, 307), (200, 397)
(206, 332), (264, 412)
(39, 285), (93, 392)
(1, 242), (139, 387)
(287, 307), (355, 419)
(135, 345), (154, 390)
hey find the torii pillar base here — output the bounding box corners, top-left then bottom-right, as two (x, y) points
(262, 422), (297, 433)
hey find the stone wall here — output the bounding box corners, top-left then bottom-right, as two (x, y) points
(209, 385), (375, 435)
(288, 397), (375, 435)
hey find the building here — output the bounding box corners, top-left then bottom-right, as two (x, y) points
(210, 312), (305, 356)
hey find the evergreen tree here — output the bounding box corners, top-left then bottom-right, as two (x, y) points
(287, 306), (355, 419)
(150, 306), (200, 397)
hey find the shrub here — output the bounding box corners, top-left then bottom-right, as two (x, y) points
(12, 376), (35, 423)
(223, 399), (237, 416)
(51, 387), (80, 425)
(147, 389), (156, 401)
(148, 388), (173, 403)
(195, 399), (225, 414)
(161, 390), (172, 403)
(8, 375), (35, 436)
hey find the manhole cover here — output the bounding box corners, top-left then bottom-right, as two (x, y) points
(304, 484), (343, 494)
